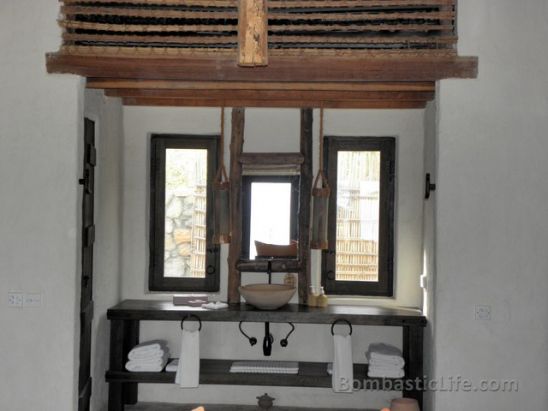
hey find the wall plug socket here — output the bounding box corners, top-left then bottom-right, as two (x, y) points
(8, 292), (24, 308)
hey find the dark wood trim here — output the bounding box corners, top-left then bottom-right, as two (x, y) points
(240, 175), (300, 259)
(47, 54), (478, 82)
(79, 118), (95, 411)
(149, 134), (220, 292)
(227, 108), (245, 304)
(403, 325), (425, 408)
(322, 136), (395, 297)
(240, 152), (304, 166)
(298, 109), (313, 304)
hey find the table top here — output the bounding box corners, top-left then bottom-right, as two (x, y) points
(108, 300), (426, 327)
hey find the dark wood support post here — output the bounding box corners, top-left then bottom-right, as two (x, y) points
(108, 320), (125, 411)
(403, 325), (424, 408)
(298, 108), (313, 305)
(227, 108), (245, 304)
(122, 320), (139, 405)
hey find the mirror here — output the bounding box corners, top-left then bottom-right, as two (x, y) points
(238, 153), (303, 261)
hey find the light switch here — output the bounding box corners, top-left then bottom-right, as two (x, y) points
(24, 293), (42, 307)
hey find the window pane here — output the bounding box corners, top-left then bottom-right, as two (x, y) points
(336, 151), (380, 282)
(249, 182), (292, 259)
(164, 148), (208, 278)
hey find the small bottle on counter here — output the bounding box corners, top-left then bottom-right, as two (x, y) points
(283, 273), (296, 288)
(308, 285), (318, 307)
(316, 286), (329, 308)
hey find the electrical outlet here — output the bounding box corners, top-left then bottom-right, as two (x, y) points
(24, 293), (42, 307)
(8, 292), (24, 307)
(475, 304), (492, 321)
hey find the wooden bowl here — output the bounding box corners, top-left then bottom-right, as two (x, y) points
(255, 240), (298, 258)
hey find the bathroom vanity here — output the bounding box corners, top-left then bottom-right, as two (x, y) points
(105, 300), (426, 411)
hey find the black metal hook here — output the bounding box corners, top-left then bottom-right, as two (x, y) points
(425, 173), (437, 199)
(280, 322), (295, 348)
(239, 321), (257, 346)
(331, 319), (352, 336)
(181, 314), (202, 331)
(263, 322), (273, 356)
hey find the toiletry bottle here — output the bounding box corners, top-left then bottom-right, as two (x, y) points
(308, 285), (318, 307)
(317, 286), (329, 308)
(284, 273), (296, 288)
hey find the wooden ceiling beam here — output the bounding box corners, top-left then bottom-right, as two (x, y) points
(121, 97), (427, 109)
(104, 88), (435, 102)
(47, 54), (477, 82)
(87, 79), (436, 93)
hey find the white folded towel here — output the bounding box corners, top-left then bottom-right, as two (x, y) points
(366, 343), (404, 365)
(369, 357), (405, 368)
(175, 328), (200, 388)
(128, 348), (169, 361)
(166, 358), (179, 373)
(332, 332), (353, 393)
(125, 355), (168, 372)
(201, 301), (229, 310)
(367, 366), (405, 379)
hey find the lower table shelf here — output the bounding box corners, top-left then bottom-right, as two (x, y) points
(107, 359), (401, 389)
(126, 402), (377, 411)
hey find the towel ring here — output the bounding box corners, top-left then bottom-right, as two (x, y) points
(331, 319), (352, 336)
(181, 314), (202, 331)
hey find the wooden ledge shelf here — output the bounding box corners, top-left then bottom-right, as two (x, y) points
(106, 359), (400, 389)
(107, 300), (426, 327)
(237, 258), (301, 273)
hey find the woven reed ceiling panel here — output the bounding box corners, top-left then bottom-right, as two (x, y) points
(47, 0), (477, 108)
(59, 0), (458, 58)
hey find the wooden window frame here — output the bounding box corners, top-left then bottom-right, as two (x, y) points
(241, 175), (300, 260)
(322, 136), (395, 297)
(149, 134), (220, 292)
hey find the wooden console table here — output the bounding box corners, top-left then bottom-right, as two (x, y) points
(106, 300), (426, 411)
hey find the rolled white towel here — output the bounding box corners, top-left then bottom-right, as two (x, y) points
(367, 365), (405, 379)
(128, 340), (168, 360)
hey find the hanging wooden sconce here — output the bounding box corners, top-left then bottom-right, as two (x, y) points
(310, 109), (330, 250)
(213, 108), (231, 244)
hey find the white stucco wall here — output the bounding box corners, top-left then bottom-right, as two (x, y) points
(431, 0), (548, 410)
(0, 1), (83, 410)
(120, 107), (425, 409)
(84, 90), (124, 411)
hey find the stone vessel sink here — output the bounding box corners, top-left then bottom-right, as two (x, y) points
(239, 284), (296, 310)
